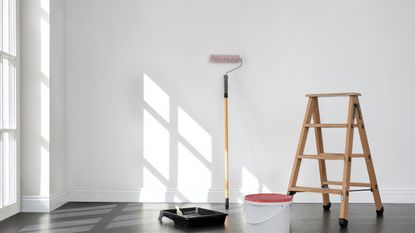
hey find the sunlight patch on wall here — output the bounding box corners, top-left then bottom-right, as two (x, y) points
(143, 73), (169, 122)
(241, 167), (259, 194)
(143, 110), (169, 180)
(40, 0), (50, 14)
(261, 184), (272, 193)
(39, 0), (50, 199)
(40, 146), (49, 196)
(40, 18), (49, 78)
(40, 82), (50, 196)
(140, 167), (167, 202)
(177, 107), (212, 162)
(177, 142), (211, 189)
(142, 167), (166, 189)
(173, 195), (183, 202)
(40, 83), (49, 141)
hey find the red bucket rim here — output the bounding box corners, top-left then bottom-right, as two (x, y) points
(244, 193), (292, 203)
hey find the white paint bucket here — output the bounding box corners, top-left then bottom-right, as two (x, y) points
(244, 194), (292, 233)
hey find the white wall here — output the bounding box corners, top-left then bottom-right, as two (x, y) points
(50, 0), (68, 207)
(66, 0), (415, 203)
(20, 0), (67, 212)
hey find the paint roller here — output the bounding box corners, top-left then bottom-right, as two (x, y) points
(209, 54), (243, 210)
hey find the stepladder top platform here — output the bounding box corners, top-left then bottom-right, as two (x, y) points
(305, 92), (361, 97)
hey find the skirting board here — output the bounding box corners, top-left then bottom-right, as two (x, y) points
(0, 204), (20, 221)
(68, 187), (415, 204)
(21, 189), (69, 213)
(20, 187), (415, 212)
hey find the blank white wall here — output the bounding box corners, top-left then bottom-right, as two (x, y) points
(66, 0), (415, 203)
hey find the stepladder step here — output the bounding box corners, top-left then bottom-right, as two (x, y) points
(304, 123), (359, 128)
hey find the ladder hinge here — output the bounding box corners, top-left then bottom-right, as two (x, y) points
(368, 154), (371, 160)
(321, 184), (329, 188)
(341, 191), (349, 201)
(348, 157), (352, 162)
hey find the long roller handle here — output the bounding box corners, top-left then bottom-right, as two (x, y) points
(224, 75), (229, 210)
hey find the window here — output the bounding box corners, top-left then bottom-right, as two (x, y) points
(0, 0), (17, 209)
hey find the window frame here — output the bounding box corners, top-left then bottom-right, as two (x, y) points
(0, 0), (18, 215)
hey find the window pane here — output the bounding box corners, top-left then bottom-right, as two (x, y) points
(0, 2), (3, 52)
(0, 59), (2, 129)
(1, 57), (15, 129)
(0, 131), (2, 208)
(2, 0), (16, 55)
(1, 131), (16, 206)
(0, 0), (16, 210)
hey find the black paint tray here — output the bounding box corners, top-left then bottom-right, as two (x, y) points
(158, 207), (227, 227)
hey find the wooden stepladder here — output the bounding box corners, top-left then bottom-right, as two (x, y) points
(287, 93), (384, 228)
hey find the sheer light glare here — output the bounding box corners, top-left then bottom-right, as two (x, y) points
(1, 58), (16, 128)
(2, 133), (11, 205)
(0, 0), (17, 212)
(2, 0), (10, 53)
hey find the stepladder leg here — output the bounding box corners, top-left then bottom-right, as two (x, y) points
(339, 191), (350, 228)
(312, 97), (331, 207)
(340, 157), (352, 224)
(339, 187), (350, 218)
(339, 96), (356, 227)
(319, 160), (331, 207)
(366, 157), (383, 213)
(353, 99), (384, 213)
(288, 158), (302, 195)
(288, 97), (315, 193)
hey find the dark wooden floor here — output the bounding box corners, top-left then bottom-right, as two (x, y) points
(0, 202), (413, 233)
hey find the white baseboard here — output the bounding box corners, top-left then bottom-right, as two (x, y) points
(21, 189), (69, 213)
(69, 187), (142, 202)
(19, 186), (415, 212)
(68, 187), (262, 203)
(68, 187), (222, 202)
(0, 204), (20, 221)
(21, 196), (50, 212)
(68, 187), (415, 204)
(50, 189), (69, 211)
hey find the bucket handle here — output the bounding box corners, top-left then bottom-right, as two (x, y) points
(245, 204), (289, 225)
